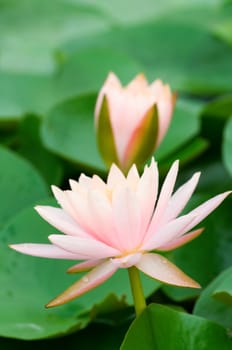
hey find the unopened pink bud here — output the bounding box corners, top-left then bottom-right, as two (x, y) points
(95, 72), (175, 172)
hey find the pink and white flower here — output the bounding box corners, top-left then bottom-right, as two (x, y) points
(95, 73), (175, 171)
(10, 160), (230, 307)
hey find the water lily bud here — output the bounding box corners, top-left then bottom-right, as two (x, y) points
(95, 72), (175, 172)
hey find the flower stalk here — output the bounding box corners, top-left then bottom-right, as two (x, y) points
(128, 266), (146, 317)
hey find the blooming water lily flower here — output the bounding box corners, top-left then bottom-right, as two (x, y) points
(10, 160), (230, 307)
(95, 73), (175, 172)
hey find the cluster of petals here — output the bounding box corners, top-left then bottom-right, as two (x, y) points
(95, 72), (175, 170)
(10, 159), (230, 307)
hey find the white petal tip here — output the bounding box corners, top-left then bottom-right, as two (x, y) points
(34, 205), (43, 213)
(45, 300), (59, 308)
(8, 243), (34, 256)
(194, 171), (201, 179)
(51, 185), (61, 194)
(224, 190), (232, 197)
(34, 205), (50, 217)
(9, 244), (18, 251)
(178, 278), (201, 289)
(9, 243), (26, 253)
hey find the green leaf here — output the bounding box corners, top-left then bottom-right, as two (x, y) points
(0, 146), (48, 229)
(120, 304), (232, 350)
(125, 104), (158, 172)
(202, 95), (232, 119)
(125, 19), (232, 94)
(193, 161), (232, 195)
(0, 1), (109, 74)
(17, 114), (63, 185)
(162, 194), (232, 301)
(155, 99), (202, 161)
(0, 321), (129, 350)
(64, 14), (232, 95)
(41, 94), (105, 172)
(213, 271), (232, 305)
(158, 138), (209, 173)
(0, 202), (159, 340)
(194, 267), (232, 329)
(54, 47), (143, 101)
(96, 96), (119, 168)
(0, 71), (53, 120)
(213, 20), (232, 47)
(0, 47), (141, 122)
(222, 117), (232, 177)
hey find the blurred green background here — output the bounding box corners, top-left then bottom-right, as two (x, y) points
(0, 0), (232, 349)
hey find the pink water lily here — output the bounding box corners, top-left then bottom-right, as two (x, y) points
(10, 160), (230, 307)
(95, 73), (175, 172)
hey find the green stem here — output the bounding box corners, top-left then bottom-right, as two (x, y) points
(128, 266), (146, 317)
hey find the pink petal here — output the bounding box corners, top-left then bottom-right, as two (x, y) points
(69, 179), (80, 192)
(158, 228), (204, 251)
(67, 259), (103, 273)
(127, 74), (148, 91)
(75, 174), (95, 196)
(183, 191), (232, 233)
(126, 164), (140, 189)
(92, 175), (108, 191)
(51, 185), (78, 219)
(9, 243), (80, 259)
(142, 214), (196, 251)
(35, 206), (88, 237)
(48, 234), (120, 259)
(163, 172), (201, 222)
(106, 92), (130, 163)
(52, 186), (102, 241)
(111, 252), (142, 268)
(95, 72), (122, 122)
(87, 189), (120, 248)
(66, 191), (96, 236)
(104, 72), (122, 89)
(150, 79), (164, 96)
(136, 253), (200, 288)
(126, 73), (148, 87)
(102, 74), (157, 164)
(110, 93), (154, 164)
(46, 260), (118, 307)
(107, 163), (126, 189)
(145, 160), (179, 239)
(156, 85), (174, 146)
(112, 186), (141, 251)
(149, 81), (174, 148)
(78, 174), (106, 193)
(79, 173), (92, 187)
(136, 159), (159, 234)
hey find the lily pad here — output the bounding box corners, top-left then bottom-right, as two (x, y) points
(222, 117), (232, 177)
(155, 99), (202, 161)
(194, 267), (232, 329)
(17, 114), (63, 185)
(0, 1), (109, 74)
(162, 193), (232, 301)
(54, 47), (143, 102)
(0, 146), (48, 229)
(120, 304), (232, 350)
(41, 94), (105, 172)
(62, 14), (232, 95)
